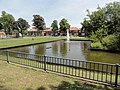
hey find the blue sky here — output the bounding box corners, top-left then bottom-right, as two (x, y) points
(0, 0), (119, 28)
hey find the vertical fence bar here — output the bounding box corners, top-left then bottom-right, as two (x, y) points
(44, 56), (46, 71)
(89, 62), (91, 79)
(115, 64), (119, 87)
(110, 65), (113, 84)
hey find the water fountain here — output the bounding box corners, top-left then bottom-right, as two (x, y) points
(67, 29), (70, 42)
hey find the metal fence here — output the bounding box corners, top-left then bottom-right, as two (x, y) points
(0, 50), (120, 87)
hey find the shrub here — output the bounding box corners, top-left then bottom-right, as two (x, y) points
(91, 42), (103, 49)
(102, 35), (119, 50)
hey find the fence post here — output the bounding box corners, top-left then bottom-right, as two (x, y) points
(6, 50), (9, 63)
(44, 56), (46, 71)
(115, 64), (119, 87)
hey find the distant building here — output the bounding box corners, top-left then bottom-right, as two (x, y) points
(0, 32), (6, 38)
(27, 27), (52, 36)
(42, 28), (52, 36)
(28, 28), (38, 36)
(69, 27), (81, 37)
(27, 27), (83, 37)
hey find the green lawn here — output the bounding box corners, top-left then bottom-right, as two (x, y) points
(0, 36), (90, 49)
(0, 61), (108, 90)
(0, 36), (64, 49)
(70, 37), (90, 41)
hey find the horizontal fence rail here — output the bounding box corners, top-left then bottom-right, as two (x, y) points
(0, 50), (120, 87)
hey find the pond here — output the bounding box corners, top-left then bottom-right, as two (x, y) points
(10, 40), (120, 64)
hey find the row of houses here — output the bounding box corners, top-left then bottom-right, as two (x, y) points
(0, 27), (85, 38)
(28, 27), (85, 37)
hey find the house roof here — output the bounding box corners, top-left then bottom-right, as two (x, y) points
(43, 28), (52, 32)
(70, 27), (80, 31)
(43, 29), (51, 32)
(28, 28), (38, 32)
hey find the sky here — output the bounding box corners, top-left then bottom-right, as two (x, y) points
(0, 0), (119, 28)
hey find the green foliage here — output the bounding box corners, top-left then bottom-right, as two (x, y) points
(32, 15), (46, 30)
(13, 18), (29, 37)
(90, 28), (108, 42)
(0, 23), (3, 30)
(51, 20), (58, 36)
(0, 11), (15, 34)
(81, 7), (107, 37)
(59, 18), (70, 35)
(91, 42), (103, 49)
(102, 35), (119, 50)
(105, 2), (120, 35)
(82, 1), (120, 50)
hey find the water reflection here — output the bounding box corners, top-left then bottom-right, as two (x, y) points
(35, 44), (46, 55)
(85, 50), (120, 64)
(60, 41), (67, 57)
(52, 42), (58, 56)
(10, 41), (120, 64)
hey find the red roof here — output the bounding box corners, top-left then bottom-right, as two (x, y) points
(70, 27), (80, 31)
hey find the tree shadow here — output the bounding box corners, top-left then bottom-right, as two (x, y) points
(28, 81), (117, 90)
(49, 81), (98, 90)
(26, 86), (47, 90)
(37, 86), (47, 90)
(0, 85), (12, 90)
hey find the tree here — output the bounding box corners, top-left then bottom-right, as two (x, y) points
(81, 7), (107, 37)
(81, 18), (92, 36)
(0, 23), (3, 31)
(13, 18), (29, 37)
(59, 18), (70, 36)
(0, 11), (15, 35)
(51, 20), (58, 36)
(105, 2), (120, 35)
(32, 15), (46, 36)
(81, 1), (120, 50)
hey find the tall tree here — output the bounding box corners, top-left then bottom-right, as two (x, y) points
(32, 15), (46, 30)
(51, 20), (58, 36)
(0, 11), (15, 35)
(59, 18), (70, 36)
(13, 18), (29, 37)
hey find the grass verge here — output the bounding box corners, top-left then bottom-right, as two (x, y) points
(70, 37), (90, 41)
(0, 36), (64, 49)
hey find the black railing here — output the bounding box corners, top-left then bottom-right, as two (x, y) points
(0, 50), (120, 87)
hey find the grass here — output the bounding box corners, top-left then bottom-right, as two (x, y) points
(0, 36), (90, 49)
(70, 37), (90, 41)
(0, 60), (109, 90)
(0, 36), (64, 49)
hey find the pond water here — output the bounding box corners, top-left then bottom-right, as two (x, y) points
(10, 40), (120, 64)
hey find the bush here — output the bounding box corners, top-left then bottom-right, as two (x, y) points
(91, 42), (103, 49)
(102, 35), (119, 50)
